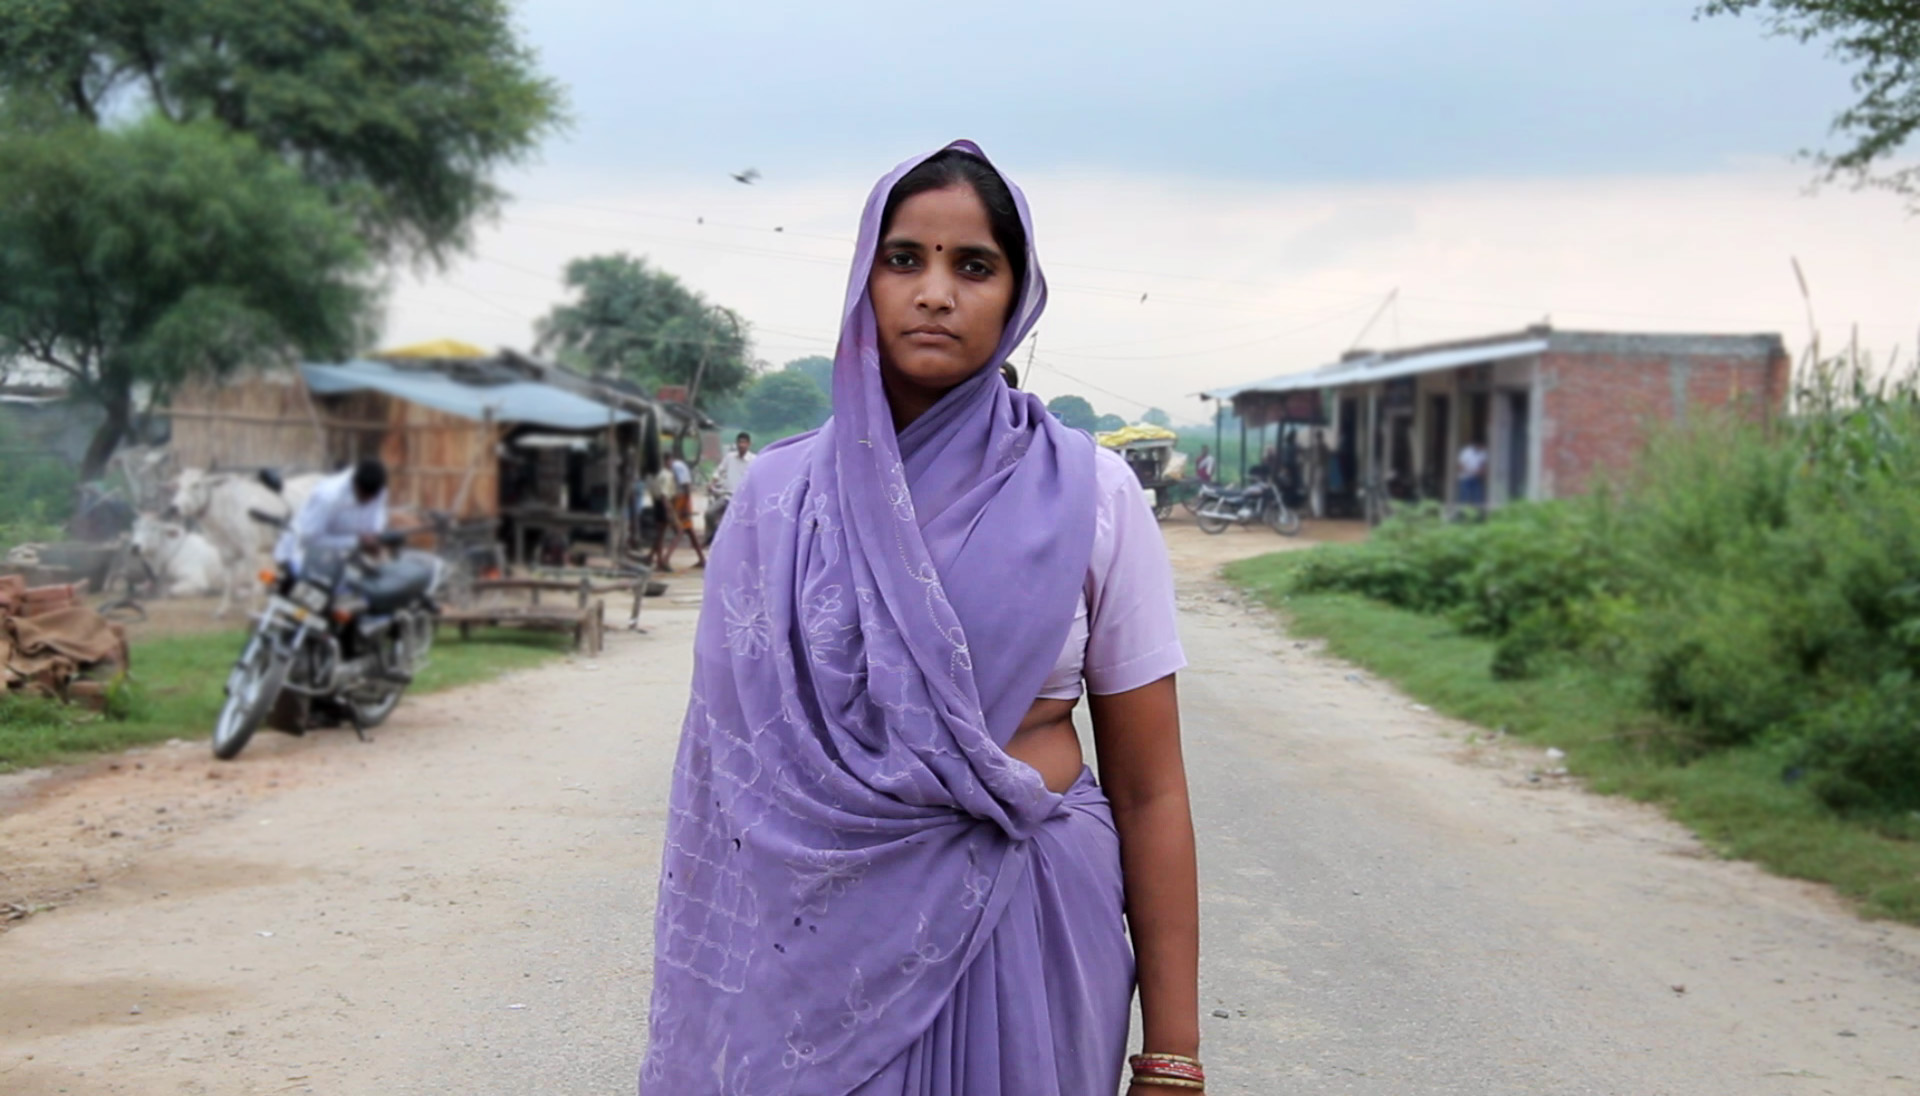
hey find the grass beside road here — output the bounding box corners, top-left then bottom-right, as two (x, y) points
(1224, 551), (1920, 926)
(0, 627), (571, 772)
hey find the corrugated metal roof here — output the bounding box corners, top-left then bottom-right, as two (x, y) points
(1200, 337), (1548, 400)
(302, 359), (634, 430)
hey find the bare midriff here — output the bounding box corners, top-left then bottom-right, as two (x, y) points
(1003, 696), (1084, 794)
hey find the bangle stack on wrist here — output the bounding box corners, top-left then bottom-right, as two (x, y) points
(1129, 1053), (1205, 1090)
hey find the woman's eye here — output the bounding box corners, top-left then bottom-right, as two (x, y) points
(885, 251), (917, 269)
(961, 260), (994, 278)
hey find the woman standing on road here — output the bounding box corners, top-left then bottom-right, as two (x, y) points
(641, 142), (1203, 1096)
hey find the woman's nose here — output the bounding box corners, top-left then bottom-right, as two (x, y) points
(914, 271), (956, 312)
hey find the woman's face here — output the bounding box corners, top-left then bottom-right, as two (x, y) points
(868, 183), (1016, 424)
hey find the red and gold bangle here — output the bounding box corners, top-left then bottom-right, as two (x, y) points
(1130, 1052), (1206, 1089)
(1131, 1077), (1204, 1091)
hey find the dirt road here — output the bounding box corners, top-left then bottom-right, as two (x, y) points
(2, 519), (1917, 1094)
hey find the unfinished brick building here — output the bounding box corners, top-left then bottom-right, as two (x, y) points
(1206, 325), (1792, 514)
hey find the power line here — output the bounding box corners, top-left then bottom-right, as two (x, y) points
(494, 198), (1849, 333)
(1044, 298), (1379, 362)
(1028, 357), (1159, 412)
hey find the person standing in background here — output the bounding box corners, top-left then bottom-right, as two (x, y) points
(1458, 439), (1489, 508)
(655, 451), (706, 572)
(1195, 444), (1216, 486)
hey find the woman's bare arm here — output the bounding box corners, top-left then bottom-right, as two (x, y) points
(1089, 675), (1201, 1065)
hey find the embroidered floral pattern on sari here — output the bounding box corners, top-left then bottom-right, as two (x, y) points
(720, 565), (772, 660)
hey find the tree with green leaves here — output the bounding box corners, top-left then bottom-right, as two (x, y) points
(1045, 394), (1097, 431)
(1090, 413), (1127, 433)
(536, 254), (753, 407)
(0, 0), (565, 473)
(0, 0), (565, 263)
(784, 354), (834, 396)
(741, 370), (831, 437)
(0, 115), (370, 476)
(1701, 1), (1920, 207)
(1141, 407), (1173, 427)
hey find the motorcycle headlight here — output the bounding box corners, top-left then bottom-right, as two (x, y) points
(292, 582), (330, 612)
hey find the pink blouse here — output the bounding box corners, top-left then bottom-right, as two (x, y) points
(1037, 448), (1188, 700)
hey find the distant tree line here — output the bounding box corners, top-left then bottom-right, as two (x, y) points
(1043, 394), (1173, 434)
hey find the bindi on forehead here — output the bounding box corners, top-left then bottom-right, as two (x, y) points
(935, 244), (942, 252)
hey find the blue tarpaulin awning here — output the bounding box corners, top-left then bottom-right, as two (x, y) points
(301, 360), (633, 431)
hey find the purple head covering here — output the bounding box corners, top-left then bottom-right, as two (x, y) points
(640, 141), (1098, 1093)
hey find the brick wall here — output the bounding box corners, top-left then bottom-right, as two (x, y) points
(1537, 333), (1788, 497)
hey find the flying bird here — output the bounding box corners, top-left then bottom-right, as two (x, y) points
(1140, 293), (1149, 304)
(730, 168), (761, 185)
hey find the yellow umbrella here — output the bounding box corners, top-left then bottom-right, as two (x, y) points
(376, 338), (489, 360)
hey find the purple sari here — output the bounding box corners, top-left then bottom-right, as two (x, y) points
(641, 142), (1130, 1096)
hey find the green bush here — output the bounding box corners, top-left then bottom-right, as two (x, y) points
(1289, 361), (1920, 814)
(1293, 500), (1625, 676)
(1796, 673), (1920, 816)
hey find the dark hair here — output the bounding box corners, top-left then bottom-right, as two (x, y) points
(879, 149), (1028, 306)
(736, 431), (752, 442)
(352, 459), (388, 497)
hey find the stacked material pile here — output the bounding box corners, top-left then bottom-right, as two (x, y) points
(0, 576), (129, 705)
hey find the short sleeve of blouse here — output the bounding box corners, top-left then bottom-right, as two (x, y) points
(1083, 450), (1187, 695)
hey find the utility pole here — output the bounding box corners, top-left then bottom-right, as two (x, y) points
(680, 306), (742, 462)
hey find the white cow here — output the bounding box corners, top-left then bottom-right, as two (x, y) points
(128, 515), (227, 598)
(169, 469), (326, 617)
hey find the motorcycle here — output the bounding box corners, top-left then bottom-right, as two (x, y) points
(1193, 480), (1303, 536)
(212, 513), (444, 760)
(703, 488), (732, 547)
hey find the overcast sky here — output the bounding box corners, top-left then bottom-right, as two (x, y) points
(384, 0), (1918, 423)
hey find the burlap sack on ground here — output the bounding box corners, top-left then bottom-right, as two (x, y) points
(2, 606), (130, 697)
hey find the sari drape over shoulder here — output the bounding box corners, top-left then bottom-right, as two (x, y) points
(641, 142), (1124, 1096)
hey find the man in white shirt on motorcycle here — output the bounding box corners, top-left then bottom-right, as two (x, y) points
(275, 460), (390, 575)
(712, 432), (755, 495)
(705, 432), (755, 543)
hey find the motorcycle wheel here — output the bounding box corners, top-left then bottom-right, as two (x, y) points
(1196, 512), (1231, 535)
(407, 610), (435, 664)
(213, 639), (291, 760)
(1269, 504), (1303, 536)
(350, 628), (415, 729)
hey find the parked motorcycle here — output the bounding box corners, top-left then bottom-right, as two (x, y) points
(1193, 481), (1303, 536)
(703, 489), (732, 547)
(212, 513), (444, 760)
